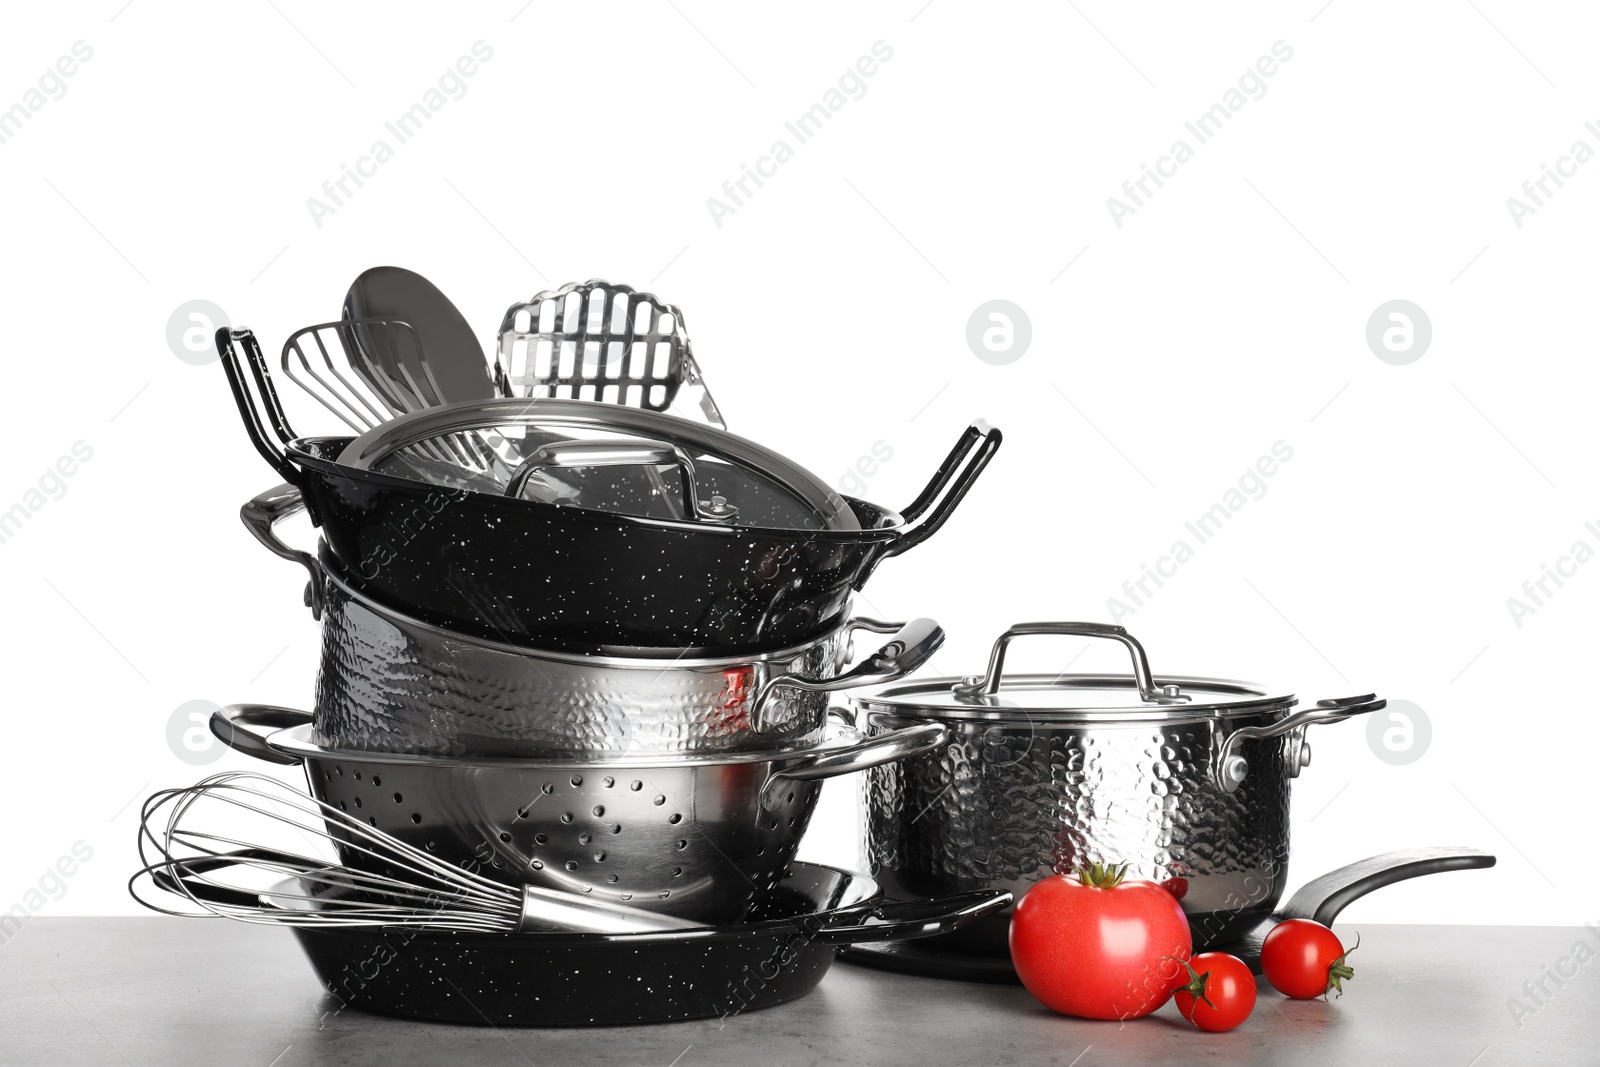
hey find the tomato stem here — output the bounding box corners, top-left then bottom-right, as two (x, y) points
(1076, 862), (1130, 889)
(1325, 932), (1359, 998)
(1162, 955), (1214, 1020)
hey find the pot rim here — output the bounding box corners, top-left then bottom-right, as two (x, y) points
(851, 673), (1297, 724)
(266, 721), (874, 769)
(319, 564), (874, 669)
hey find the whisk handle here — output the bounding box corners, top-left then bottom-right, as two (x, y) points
(210, 705), (309, 766)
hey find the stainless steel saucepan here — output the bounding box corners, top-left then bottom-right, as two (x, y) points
(313, 561), (944, 757)
(212, 704), (947, 926)
(850, 621), (1385, 953)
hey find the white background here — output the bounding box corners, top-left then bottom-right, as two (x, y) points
(1, 1), (1592, 928)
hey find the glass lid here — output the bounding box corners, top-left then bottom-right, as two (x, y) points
(336, 398), (862, 531)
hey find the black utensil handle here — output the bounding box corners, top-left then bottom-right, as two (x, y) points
(217, 327), (298, 484)
(145, 848), (304, 909)
(1278, 846), (1498, 926)
(209, 704), (311, 766)
(812, 889), (1013, 945)
(877, 420), (1002, 562)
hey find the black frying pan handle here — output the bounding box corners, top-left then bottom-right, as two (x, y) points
(146, 848), (303, 909)
(1277, 847), (1497, 926)
(209, 704), (311, 766)
(216, 327), (299, 485)
(876, 420), (1002, 566)
(810, 889), (1012, 945)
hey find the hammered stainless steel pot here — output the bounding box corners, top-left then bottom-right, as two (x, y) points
(850, 622), (1385, 953)
(313, 562), (944, 757)
(211, 705), (948, 925)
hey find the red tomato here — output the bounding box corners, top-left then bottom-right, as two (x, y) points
(1260, 919), (1358, 999)
(1170, 952), (1257, 1032)
(1010, 862), (1192, 1021)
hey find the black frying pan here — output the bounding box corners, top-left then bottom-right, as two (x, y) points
(155, 856), (1010, 1026)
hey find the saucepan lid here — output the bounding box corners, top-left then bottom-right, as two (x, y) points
(851, 622), (1297, 723)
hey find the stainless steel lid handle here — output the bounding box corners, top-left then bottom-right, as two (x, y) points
(951, 622), (1190, 705)
(1210, 694), (1386, 793)
(502, 437), (736, 524)
(240, 483), (325, 618)
(751, 618), (945, 731)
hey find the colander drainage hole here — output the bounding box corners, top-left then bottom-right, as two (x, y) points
(410, 813), (422, 824)
(570, 774), (583, 787)
(530, 860), (544, 870)
(592, 805), (605, 817)
(560, 812), (573, 824)
(578, 833), (592, 845)
(499, 832), (511, 843)
(393, 792), (402, 803)
(668, 813), (681, 824)
(337, 801), (346, 811)
(629, 781), (642, 791)
(602, 776), (615, 788)
(672, 867), (682, 877)
(606, 874), (618, 883)
(371, 775), (381, 787)
(675, 840), (687, 851)
(593, 851), (606, 862)
(653, 795), (666, 806)
(565, 861), (578, 872)
(541, 783), (554, 795)
(610, 824), (622, 834)
(353, 771), (361, 781)
(534, 833), (548, 845)
(353, 797), (362, 809)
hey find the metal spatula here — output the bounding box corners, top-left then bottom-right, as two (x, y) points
(495, 280), (725, 428)
(343, 266), (498, 407)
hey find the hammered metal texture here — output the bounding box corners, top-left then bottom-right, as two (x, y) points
(312, 577), (842, 757)
(864, 716), (1293, 953)
(299, 751), (822, 925)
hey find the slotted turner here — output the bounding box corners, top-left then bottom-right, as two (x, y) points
(494, 280), (725, 428)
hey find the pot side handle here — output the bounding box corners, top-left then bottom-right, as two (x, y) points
(809, 889), (1014, 945)
(1212, 694), (1384, 793)
(209, 704), (311, 766)
(241, 483), (324, 619)
(866, 420), (1002, 575)
(751, 618), (945, 731)
(759, 722), (948, 809)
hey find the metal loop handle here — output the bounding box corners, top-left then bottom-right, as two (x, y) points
(877, 420), (1002, 562)
(240, 483), (324, 618)
(1211, 694), (1385, 793)
(503, 437), (734, 524)
(210, 704), (311, 766)
(751, 618), (945, 731)
(759, 722), (949, 809)
(217, 327), (299, 483)
(952, 622), (1190, 705)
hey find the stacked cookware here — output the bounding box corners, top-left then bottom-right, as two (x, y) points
(132, 274), (1012, 1024)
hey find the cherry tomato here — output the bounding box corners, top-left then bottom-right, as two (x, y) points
(1010, 862), (1192, 1021)
(1169, 952), (1257, 1032)
(1260, 919), (1358, 999)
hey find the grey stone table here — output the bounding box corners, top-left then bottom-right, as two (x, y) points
(1, 919), (1595, 1066)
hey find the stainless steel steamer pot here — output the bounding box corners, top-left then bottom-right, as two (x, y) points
(850, 622), (1385, 952)
(313, 563), (944, 757)
(212, 705), (948, 925)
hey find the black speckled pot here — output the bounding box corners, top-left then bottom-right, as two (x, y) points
(221, 327), (1000, 654)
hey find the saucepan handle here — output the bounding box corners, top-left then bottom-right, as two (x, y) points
(759, 722), (947, 809)
(952, 621), (1190, 705)
(1211, 694), (1386, 793)
(750, 618), (945, 731)
(809, 889), (1014, 945)
(241, 483), (325, 618)
(209, 704), (311, 766)
(866, 420), (1002, 572)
